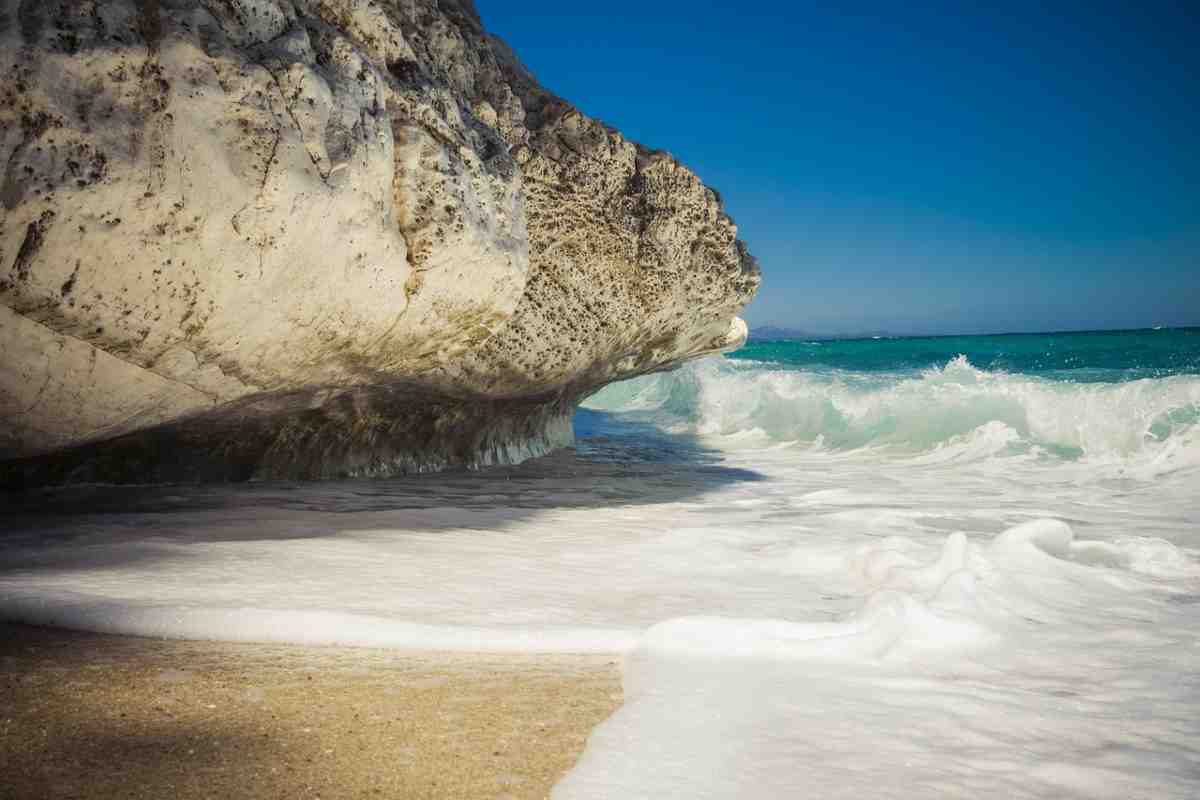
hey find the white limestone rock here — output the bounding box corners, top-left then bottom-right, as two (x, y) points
(0, 0), (758, 483)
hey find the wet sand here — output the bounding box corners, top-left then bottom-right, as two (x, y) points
(0, 623), (620, 799)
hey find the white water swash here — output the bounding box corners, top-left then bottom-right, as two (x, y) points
(3, 354), (1200, 797)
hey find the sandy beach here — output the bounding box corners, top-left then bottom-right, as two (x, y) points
(0, 623), (620, 799)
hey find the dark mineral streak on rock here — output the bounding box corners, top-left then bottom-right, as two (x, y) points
(0, 0), (759, 485)
(136, 0), (163, 52)
(10, 210), (53, 282)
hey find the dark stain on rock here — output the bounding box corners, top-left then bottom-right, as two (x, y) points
(136, 0), (163, 52)
(0, 173), (26, 211)
(11, 210), (55, 281)
(61, 260), (81, 297)
(387, 58), (429, 89)
(56, 28), (80, 54)
(17, 0), (43, 42)
(2, 112), (58, 211)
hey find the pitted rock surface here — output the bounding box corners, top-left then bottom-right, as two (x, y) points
(0, 0), (758, 482)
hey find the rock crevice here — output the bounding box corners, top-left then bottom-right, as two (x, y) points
(0, 0), (759, 484)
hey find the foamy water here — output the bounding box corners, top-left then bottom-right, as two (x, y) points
(2, 346), (1199, 797)
(586, 354), (1200, 473)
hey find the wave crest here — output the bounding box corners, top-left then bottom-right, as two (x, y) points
(583, 356), (1200, 469)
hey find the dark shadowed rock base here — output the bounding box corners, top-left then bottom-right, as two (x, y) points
(1, 385), (576, 487)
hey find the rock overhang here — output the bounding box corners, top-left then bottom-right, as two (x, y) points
(0, 0), (759, 483)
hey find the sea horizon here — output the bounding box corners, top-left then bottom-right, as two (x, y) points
(750, 323), (1200, 342)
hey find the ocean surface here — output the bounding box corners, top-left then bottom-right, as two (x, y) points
(3, 327), (1200, 797)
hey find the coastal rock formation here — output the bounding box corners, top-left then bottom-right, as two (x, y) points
(0, 0), (759, 483)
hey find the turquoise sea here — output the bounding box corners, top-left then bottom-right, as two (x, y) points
(736, 327), (1200, 381)
(585, 327), (1200, 463)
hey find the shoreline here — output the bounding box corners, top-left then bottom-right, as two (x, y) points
(0, 622), (621, 799)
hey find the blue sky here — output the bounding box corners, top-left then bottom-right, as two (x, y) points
(479, 1), (1199, 335)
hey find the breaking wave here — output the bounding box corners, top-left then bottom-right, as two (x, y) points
(584, 355), (1200, 471)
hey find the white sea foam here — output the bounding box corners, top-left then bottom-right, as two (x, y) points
(585, 355), (1200, 472)
(556, 520), (1200, 799)
(1, 355), (1198, 796)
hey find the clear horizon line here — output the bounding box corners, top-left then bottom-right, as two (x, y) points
(748, 323), (1199, 340)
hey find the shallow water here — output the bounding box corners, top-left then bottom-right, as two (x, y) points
(3, 332), (1199, 797)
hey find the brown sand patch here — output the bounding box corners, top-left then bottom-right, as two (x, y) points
(0, 623), (620, 799)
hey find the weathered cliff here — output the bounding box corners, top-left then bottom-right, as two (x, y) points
(0, 0), (759, 483)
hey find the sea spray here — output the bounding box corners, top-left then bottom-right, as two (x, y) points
(584, 354), (1200, 470)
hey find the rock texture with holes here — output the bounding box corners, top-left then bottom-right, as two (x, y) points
(0, 0), (758, 483)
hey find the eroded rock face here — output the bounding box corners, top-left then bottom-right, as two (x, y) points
(0, 0), (759, 483)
